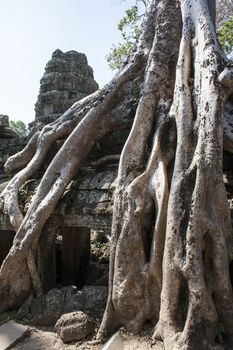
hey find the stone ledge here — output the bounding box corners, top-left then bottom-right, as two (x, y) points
(102, 332), (124, 350)
(0, 321), (28, 350)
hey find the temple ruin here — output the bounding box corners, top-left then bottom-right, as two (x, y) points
(0, 49), (134, 298)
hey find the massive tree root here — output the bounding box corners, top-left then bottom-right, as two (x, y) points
(1, 0), (233, 349)
(0, 0), (157, 311)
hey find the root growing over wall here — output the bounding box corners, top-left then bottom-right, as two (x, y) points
(1, 0), (233, 349)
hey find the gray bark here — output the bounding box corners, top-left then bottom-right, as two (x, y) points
(1, 0), (233, 349)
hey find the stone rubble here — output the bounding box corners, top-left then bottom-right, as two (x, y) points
(30, 285), (108, 327)
(55, 311), (95, 343)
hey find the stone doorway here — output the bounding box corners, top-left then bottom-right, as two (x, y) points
(38, 225), (91, 292)
(59, 226), (90, 288)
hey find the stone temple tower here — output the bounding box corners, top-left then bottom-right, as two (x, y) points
(30, 49), (99, 131)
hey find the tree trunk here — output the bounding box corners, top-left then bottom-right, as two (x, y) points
(1, 0), (233, 349)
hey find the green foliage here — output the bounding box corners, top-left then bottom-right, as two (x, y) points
(106, 3), (143, 70)
(218, 17), (233, 54)
(91, 239), (110, 263)
(9, 120), (28, 137)
(108, 1), (233, 70)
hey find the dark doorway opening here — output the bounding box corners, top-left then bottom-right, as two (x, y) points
(229, 260), (233, 287)
(0, 230), (15, 266)
(58, 226), (91, 288)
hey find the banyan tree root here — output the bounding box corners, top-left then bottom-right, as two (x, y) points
(0, 0), (157, 311)
(1, 93), (97, 230)
(1, 0), (233, 349)
(99, 0), (233, 349)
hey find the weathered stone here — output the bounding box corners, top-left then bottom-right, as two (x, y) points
(0, 135), (27, 180)
(55, 311), (95, 343)
(0, 49), (100, 178)
(8, 329), (77, 350)
(30, 285), (108, 326)
(0, 49), (100, 179)
(0, 115), (10, 127)
(85, 262), (109, 286)
(81, 286), (108, 314)
(0, 321), (28, 350)
(30, 49), (98, 131)
(0, 115), (18, 139)
(0, 51), (134, 298)
(102, 332), (124, 350)
(31, 286), (80, 326)
(54, 165), (118, 229)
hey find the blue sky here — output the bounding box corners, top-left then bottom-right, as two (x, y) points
(0, 0), (134, 125)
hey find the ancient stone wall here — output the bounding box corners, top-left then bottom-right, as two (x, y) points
(0, 115), (24, 175)
(0, 115), (18, 139)
(0, 49), (135, 292)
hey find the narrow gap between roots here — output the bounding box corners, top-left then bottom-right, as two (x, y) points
(142, 199), (156, 262)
